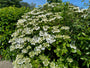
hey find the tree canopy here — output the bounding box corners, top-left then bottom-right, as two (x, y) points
(47, 0), (62, 3)
(0, 0), (22, 8)
(20, 2), (36, 10)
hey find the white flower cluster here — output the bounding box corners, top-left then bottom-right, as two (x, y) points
(69, 5), (87, 13)
(9, 3), (71, 68)
(13, 54), (32, 68)
(55, 35), (70, 39)
(61, 26), (70, 30)
(39, 55), (60, 68)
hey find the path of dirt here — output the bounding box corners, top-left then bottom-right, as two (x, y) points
(0, 61), (13, 68)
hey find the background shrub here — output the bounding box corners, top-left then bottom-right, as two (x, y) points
(9, 2), (90, 68)
(0, 6), (30, 60)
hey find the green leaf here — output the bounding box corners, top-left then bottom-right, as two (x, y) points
(77, 49), (81, 55)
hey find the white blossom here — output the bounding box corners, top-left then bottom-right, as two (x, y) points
(50, 62), (55, 68)
(43, 43), (50, 47)
(22, 49), (28, 53)
(43, 26), (49, 31)
(29, 51), (35, 58)
(17, 19), (26, 25)
(41, 47), (45, 50)
(63, 35), (70, 39)
(33, 26), (40, 30)
(61, 26), (70, 30)
(39, 31), (44, 36)
(55, 35), (63, 38)
(70, 44), (76, 49)
(52, 29), (60, 33)
(10, 45), (15, 51)
(43, 59), (50, 66)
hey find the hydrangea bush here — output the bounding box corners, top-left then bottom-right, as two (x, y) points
(9, 3), (90, 68)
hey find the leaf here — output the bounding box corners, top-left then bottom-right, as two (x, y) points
(77, 49), (81, 55)
(82, 32), (86, 36)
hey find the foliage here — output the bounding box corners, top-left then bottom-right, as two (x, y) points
(47, 0), (62, 3)
(0, 0), (22, 8)
(9, 2), (90, 68)
(20, 2), (36, 10)
(0, 6), (30, 60)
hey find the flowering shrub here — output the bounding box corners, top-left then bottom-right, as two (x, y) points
(9, 3), (90, 68)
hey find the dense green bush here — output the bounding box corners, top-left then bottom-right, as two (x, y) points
(9, 2), (90, 68)
(0, 6), (30, 60)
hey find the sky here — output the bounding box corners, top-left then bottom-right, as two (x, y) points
(23, 0), (89, 9)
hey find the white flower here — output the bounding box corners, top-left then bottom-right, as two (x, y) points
(41, 47), (45, 50)
(63, 35), (70, 39)
(22, 15), (30, 19)
(55, 35), (63, 38)
(73, 7), (79, 10)
(75, 9), (83, 13)
(38, 45), (42, 49)
(28, 18), (32, 21)
(10, 45), (15, 51)
(30, 40), (36, 45)
(34, 26), (40, 30)
(25, 63), (32, 68)
(52, 26), (59, 29)
(34, 47), (40, 51)
(43, 59), (50, 66)
(35, 37), (43, 43)
(52, 29), (60, 33)
(26, 46), (31, 50)
(42, 18), (48, 22)
(14, 38), (25, 44)
(46, 37), (56, 44)
(56, 16), (62, 19)
(38, 14), (46, 18)
(31, 36), (43, 44)
(17, 19), (26, 25)
(22, 49), (28, 53)
(67, 58), (73, 63)
(46, 12), (53, 16)
(43, 32), (51, 40)
(39, 31), (44, 36)
(35, 50), (41, 55)
(11, 32), (18, 37)
(70, 44), (76, 49)
(15, 44), (24, 49)
(49, 17), (56, 22)
(61, 26), (70, 30)
(22, 28), (33, 34)
(43, 26), (49, 31)
(39, 55), (46, 61)
(43, 43), (50, 47)
(31, 40), (35, 45)
(17, 59), (24, 64)
(52, 26), (60, 33)
(50, 62), (55, 68)
(16, 54), (23, 59)
(29, 51), (35, 58)
(23, 57), (31, 63)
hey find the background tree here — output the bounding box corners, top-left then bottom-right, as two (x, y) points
(47, 0), (62, 3)
(20, 2), (30, 8)
(0, 0), (22, 8)
(20, 2), (36, 10)
(29, 3), (36, 10)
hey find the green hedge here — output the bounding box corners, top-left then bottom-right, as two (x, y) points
(0, 6), (30, 60)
